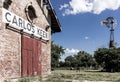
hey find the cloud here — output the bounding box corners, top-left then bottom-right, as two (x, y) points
(93, 0), (120, 14)
(60, 0), (120, 16)
(60, 48), (79, 61)
(85, 36), (89, 40)
(59, 4), (69, 10)
(65, 48), (79, 54)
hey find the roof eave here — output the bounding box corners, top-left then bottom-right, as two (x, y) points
(48, 0), (62, 33)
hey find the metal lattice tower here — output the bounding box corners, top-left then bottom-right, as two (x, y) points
(101, 17), (116, 48)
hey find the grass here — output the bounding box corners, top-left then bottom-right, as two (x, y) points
(8, 70), (120, 82)
(45, 70), (120, 82)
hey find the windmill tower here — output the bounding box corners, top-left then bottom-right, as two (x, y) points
(101, 17), (116, 48)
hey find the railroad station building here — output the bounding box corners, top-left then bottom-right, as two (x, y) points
(0, 0), (61, 81)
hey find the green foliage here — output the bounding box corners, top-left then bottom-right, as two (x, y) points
(48, 70), (120, 81)
(51, 41), (65, 68)
(94, 47), (120, 72)
(64, 51), (96, 68)
(59, 61), (66, 67)
(18, 76), (42, 82)
(65, 55), (76, 67)
(75, 51), (94, 67)
(19, 78), (29, 82)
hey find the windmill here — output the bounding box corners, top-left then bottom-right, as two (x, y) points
(101, 17), (116, 48)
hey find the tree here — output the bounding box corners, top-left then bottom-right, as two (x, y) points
(94, 47), (120, 72)
(51, 41), (65, 68)
(94, 48), (109, 66)
(65, 56), (76, 67)
(59, 61), (66, 67)
(75, 51), (93, 67)
(64, 51), (95, 69)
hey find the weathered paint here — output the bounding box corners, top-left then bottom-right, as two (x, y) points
(21, 35), (42, 76)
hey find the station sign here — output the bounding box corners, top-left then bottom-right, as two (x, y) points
(2, 8), (49, 40)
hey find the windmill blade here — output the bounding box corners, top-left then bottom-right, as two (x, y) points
(101, 20), (108, 25)
(112, 19), (117, 28)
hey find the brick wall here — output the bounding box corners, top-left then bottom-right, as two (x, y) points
(0, 0), (51, 81)
(0, 9), (21, 81)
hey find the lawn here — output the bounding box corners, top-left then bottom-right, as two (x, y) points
(45, 70), (120, 82)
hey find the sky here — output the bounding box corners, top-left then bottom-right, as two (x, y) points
(50, 0), (120, 60)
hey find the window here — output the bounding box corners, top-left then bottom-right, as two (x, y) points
(25, 2), (37, 23)
(28, 6), (37, 21)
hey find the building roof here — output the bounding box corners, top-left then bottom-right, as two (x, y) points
(48, 0), (62, 33)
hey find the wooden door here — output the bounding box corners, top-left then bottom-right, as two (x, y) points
(33, 39), (39, 75)
(37, 40), (42, 75)
(21, 35), (42, 76)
